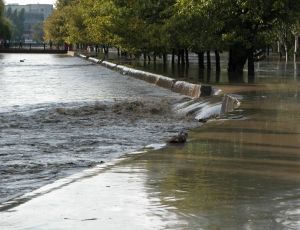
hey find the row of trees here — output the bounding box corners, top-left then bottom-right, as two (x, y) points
(0, 0), (11, 41)
(45, 0), (300, 78)
(5, 7), (25, 41)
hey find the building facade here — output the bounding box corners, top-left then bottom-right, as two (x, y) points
(5, 4), (53, 42)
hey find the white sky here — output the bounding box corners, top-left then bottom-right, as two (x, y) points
(4, 0), (55, 5)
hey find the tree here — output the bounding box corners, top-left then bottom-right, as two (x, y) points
(45, 0), (300, 80)
(44, 0), (79, 44)
(0, 0), (12, 40)
(168, 0), (224, 68)
(4, 7), (25, 41)
(109, 0), (175, 59)
(216, 0), (300, 78)
(80, 0), (117, 53)
(292, 17), (300, 59)
(44, 8), (68, 43)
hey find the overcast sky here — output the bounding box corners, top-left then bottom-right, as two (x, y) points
(4, 0), (55, 5)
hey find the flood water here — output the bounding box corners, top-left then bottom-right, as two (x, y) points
(0, 53), (299, 229)
(115, 52), (300, 84)
(0, 53), (198, 206)
(135, 82), (300, 229)
(126, 56), (300, 229)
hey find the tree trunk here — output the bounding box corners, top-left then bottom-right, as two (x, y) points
(206, 51), (211, 70)
(104, 45), (109, 59)
(277, 41), (283, 60)
(284, 44), (288, 62)
(215, 50), (220, 73)
(197, 52), (204, 69)
(185, 48), (189, 66)
(294, 35), (298, 62)
(247, 48), (255, 82)
(216, 71), (220, 83)
(163, 53), (167, 65)
(143, 52), (146, 62)
(206, 69), (211, 83)
(171, 49), (175, 65)
(228, 43), (248, 81)
(198, 68), (204, 81)
(177, 50), (181, 65)
(181, 49), (185, 65)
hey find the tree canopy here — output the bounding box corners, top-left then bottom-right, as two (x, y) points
(4, 7), (24, 41)
(0, 0), (12, 40)
(44, 0), (300, 76)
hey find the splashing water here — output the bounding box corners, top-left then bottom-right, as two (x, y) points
(0, 54), (240, 208)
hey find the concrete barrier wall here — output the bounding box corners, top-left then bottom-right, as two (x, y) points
(75, 54), (241, 119)
(220, 94), (241, 116)
(81, 55), (213, 98)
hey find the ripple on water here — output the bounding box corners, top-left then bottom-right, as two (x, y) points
(0, 98), (205, 205)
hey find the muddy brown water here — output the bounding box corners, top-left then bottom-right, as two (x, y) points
(99, 55), (300, 229)
(113, 81), (300, 229)
(0, 53), (299, 229)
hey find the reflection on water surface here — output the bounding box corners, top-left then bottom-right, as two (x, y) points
(131, 78), (300, 229)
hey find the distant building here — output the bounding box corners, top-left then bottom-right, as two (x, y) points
(5, 4), (53, 41)
(5, 4), (53, 19)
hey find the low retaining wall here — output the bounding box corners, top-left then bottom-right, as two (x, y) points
(77, 54), (214, 98)
(220, 94), (241, 115)
(75, 54), (241, 120)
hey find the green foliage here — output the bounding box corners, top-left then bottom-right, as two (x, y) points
(44, 0), (300, 60)
(4, 7), (25, 40)
(44, 8), (68, 43)
(221, 0), (300, 50)
(165, 0), (223, 52)
(108, 0), (175, 55)
(0, 17), (12, 40)
(0, 0), (12, 40)
(81, 0), (117, 45)
(0, 0), (3, 17)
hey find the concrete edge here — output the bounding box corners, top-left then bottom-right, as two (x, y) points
(73, 54), (241, 116)
(74, 54), (215, 98)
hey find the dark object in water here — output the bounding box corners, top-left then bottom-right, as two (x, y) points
(20, 59), (25, 62)
(168, 130), (188, 144)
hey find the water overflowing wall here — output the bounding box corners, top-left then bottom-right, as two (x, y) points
(78, 55), (241, 122)
(220, 94), (241, 116)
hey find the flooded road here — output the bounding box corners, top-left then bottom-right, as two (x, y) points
(1, 80), (299, 229)
(137, 81), (300, 229)
(0, 54), (199, 206)
(0, 53), (299, 229)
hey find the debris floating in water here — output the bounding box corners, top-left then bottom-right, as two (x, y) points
(168, 130), (188, 144)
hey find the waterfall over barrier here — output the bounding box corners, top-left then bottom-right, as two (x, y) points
(172, 81), (201, 98)
(78, 55), (241, 121)
(173, 94), (241, 122)
(220, 94), (241, 116)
